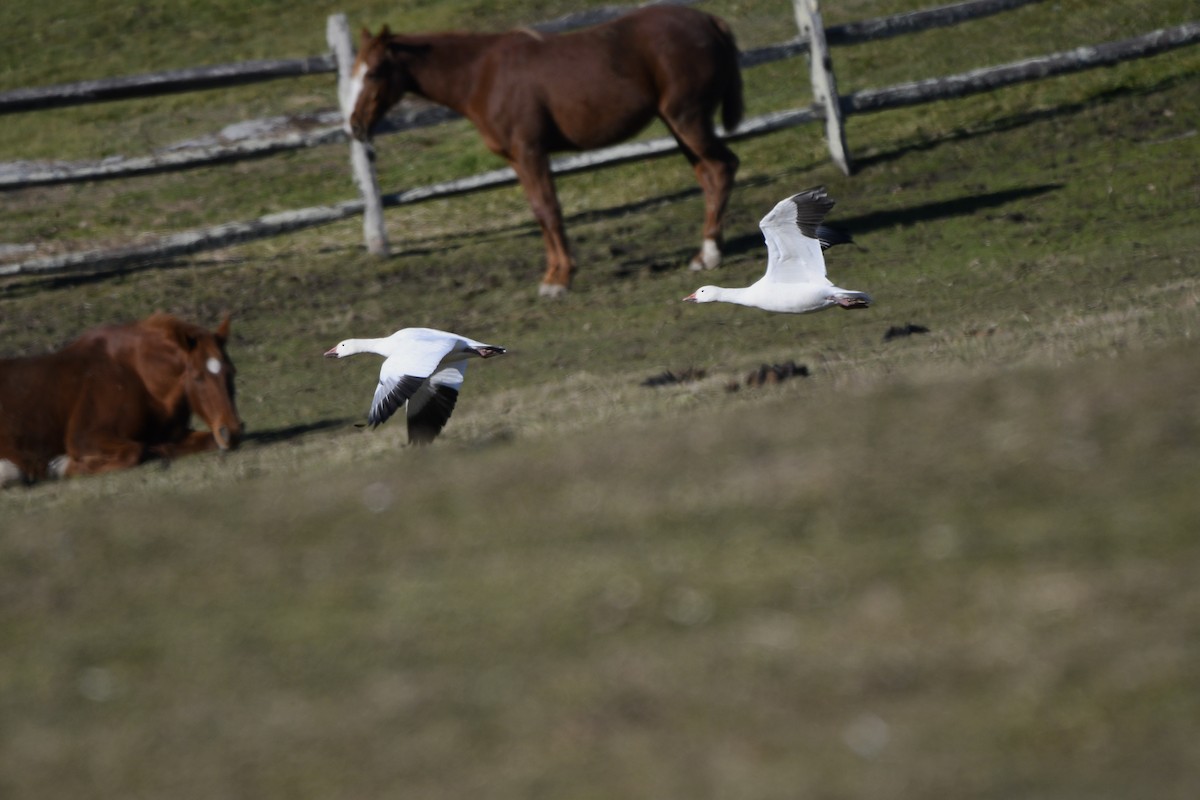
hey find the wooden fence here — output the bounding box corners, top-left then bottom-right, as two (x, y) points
(1, 0), (1197, 278)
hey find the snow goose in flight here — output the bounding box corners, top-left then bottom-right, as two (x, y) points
(324, 327), (506, 445)
(684, 187), (871, 314)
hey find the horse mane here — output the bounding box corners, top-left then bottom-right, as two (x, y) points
(139, 312), (230, 349)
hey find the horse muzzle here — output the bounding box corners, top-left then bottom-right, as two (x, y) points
(213, 424), (243, 451)
(349, 118), (374, 143)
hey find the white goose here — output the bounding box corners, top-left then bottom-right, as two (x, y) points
(324, 327), (507, 445)
(684, 187), (871, 314)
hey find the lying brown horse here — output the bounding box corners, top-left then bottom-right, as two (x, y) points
(0, 313), (243, 485)
(348, 4), (743, 296)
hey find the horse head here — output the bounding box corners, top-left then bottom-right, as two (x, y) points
(348, 26), (422, 141)
(149, 314), (244, 451)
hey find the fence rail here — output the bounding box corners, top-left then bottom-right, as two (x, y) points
(0, 57), (337, 115)
(826, 0), (1035, 45)
(841, 21), (1200, 115)
(1, 0), (1196, 280)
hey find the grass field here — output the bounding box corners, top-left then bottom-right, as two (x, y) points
(2, 0), (1200, 797)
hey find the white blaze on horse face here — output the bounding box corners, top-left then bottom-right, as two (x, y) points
(343, 62), (367, 131)
(206, 357), (223, 376)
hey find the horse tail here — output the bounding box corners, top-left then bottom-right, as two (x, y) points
(722, 60), (744, 134)
(712, 16), (744, 134)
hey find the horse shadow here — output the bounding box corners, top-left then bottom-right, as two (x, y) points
(242, 418), (349, 446)
(602, 180), (1063, 276)
(565, 71), (1188, 269)
(717, 183), (1064, 261)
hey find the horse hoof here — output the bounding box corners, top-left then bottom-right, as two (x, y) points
(688, 239), (722, 271)
(538, 283), (568, 299)
(48, 454), (70, 479)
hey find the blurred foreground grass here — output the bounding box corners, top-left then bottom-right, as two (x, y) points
(3, 339), (1199, 798)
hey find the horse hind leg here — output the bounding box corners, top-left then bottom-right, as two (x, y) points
(0, 458), (28, 487)
(510, 150), (574, 297)
(690, 143), (738, 272)
(62, 438), (145, 476)
(662, 113), (739, 272)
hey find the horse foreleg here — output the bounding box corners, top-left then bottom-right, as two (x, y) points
(511, 152), (573, 297)
(151, 430), (221, 459)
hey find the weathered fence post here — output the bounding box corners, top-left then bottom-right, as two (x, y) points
(327, 13), (389, 256)
(794, 0), (852, 175)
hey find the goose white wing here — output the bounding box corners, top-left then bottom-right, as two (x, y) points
(368, 333), (458, 427)
(758, 189), (835, 285)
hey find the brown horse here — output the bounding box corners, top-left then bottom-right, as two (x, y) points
(348, 4), (743, 297)
(0, 313), (243, 485)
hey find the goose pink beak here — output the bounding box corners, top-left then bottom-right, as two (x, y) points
(323, 346), (339, 357)
(683, 293), (698, 302)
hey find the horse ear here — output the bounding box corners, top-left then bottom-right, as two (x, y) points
(215, 314), (232, 344)
(367, 24), (396, 43)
